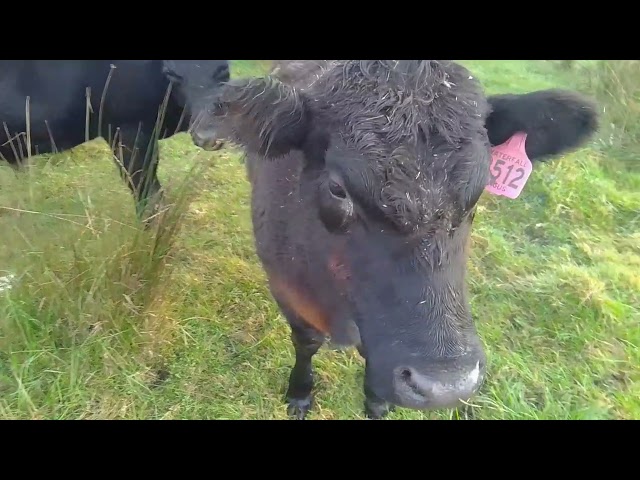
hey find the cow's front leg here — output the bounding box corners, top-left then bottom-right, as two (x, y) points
(357, 345), (395, 419)
(280, 309), (325, 420)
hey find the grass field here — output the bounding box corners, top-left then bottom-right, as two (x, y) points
(0, 60), (638, 420)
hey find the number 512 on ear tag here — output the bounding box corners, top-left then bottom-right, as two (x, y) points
(485, 131), (533, 199)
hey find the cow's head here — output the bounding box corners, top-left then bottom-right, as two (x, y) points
(161, 60), (230, 141)
(192, 60), (599, 411)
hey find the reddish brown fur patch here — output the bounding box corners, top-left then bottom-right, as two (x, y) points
(269, 275), (331, 334)
(328, 251), (350, 283)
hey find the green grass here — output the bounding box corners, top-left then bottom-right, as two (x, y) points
(0, 60), (637, 420)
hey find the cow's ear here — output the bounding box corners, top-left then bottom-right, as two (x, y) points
(485, 89), (600, 162)
(201, 76), (316, 160)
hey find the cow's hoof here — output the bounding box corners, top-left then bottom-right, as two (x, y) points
(286, 396), (313, 420)
(364, 399), (395, 420)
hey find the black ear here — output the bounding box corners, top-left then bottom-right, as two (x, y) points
(485, 89), (600, 161)
(203, 76), (314, 159)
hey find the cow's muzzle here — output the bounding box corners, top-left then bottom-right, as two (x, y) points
(191, 128), (224, 151)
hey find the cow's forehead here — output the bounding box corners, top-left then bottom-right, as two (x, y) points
(306, 61), (489, 152)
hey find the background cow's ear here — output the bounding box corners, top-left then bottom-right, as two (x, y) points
(208, 76), (313, 160)
(485, 89), (600, 162)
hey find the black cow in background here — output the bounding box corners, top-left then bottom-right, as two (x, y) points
(0, 60), (230, 219)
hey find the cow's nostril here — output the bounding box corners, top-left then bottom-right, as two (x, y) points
(397, 367), (426, 398)
(215, 64), (230, 81)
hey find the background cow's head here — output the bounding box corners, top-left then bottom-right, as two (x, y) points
(161, 60), (230, 133)
(192, 60), (599, 412)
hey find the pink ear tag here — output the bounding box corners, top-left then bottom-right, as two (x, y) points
(484, 131), (533, 199)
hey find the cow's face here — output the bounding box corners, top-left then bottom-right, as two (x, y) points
(307, 134), (490, 410)
(162, 60), (230, 127)
(192, 60), (599, 411)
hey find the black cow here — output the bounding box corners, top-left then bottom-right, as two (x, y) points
(192, 60), (599, 419)
(0, 60), (230, 219)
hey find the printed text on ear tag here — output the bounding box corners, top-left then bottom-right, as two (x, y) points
(485, 131), (533, 199)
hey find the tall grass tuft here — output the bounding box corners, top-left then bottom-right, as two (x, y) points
(0, 85), (210, 418)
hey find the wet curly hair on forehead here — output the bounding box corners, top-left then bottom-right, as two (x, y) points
(303, 60), (493, 234)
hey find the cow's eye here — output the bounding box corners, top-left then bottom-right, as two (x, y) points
(318, 174), (354, 233)
(329, 180), (347, 199)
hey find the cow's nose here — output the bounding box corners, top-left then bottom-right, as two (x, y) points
(392, 359), (484, 410)
(213, 63), (230, 82)
(191, 129), (224, 151)
(191, 129), (207, 148)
